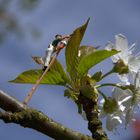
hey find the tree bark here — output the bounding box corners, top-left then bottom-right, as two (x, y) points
(0, 90), (94, 140)
(78, 92), (108, 140)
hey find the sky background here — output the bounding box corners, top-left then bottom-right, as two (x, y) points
(0, 0), (140, 140)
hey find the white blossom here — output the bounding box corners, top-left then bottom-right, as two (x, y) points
(112, 70), (140, 126)
(98, 79), (140, 131)
(106, 34), (140, 84)
(99, 95), (124, 131)
(106, 114), (123, 131)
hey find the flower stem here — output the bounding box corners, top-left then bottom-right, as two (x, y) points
(101, 69), (114, 80)
(97, 83), (120, 88)
(96, 83), (128, 90)
(98, 90), (107, 101)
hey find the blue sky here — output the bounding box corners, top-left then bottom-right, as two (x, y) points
(0, 0), (140, 139)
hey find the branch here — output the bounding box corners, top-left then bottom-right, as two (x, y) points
(78, 92), (108, 140)
(24, 49), (61, 105)
(0, 90), (94, 140)
(0, 90), (26, 112)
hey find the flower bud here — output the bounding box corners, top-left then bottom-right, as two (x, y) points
(113, 59), (129, 74)
(103, 97), (118, 114)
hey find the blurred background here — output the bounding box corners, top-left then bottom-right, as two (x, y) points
(0, 0), (140, 140)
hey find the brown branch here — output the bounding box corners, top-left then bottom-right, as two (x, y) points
(78, 92), (108, 140)
(0, 90), (94, 140)
(0, 90), (26, 112)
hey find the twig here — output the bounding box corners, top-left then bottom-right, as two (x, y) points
(23, 50), (61, 105)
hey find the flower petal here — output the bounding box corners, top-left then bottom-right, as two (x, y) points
(134, 69), (140, 89)
(125, 107), (134, 126)
(128, 43), (136, 54)
(105, 42), (114, 51)
(117, 74), (130, 85)
(112, 88), (132, 106)
(106, 115), (122, 131)
(128, 56), (140, 73)
(115, 34), (129, 55)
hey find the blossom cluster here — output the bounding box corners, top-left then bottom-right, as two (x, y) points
(99, 34), (140, 131)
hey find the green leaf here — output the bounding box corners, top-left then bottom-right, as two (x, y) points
(9, 69), (66, 85)
(64, 89), (79, 101)
(10, 59), (70, 86)
(77, 49), (118, 76)
(64, 89), (82, 114)
(51, 59), (70, 83)
(65, 18), (90, 79)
